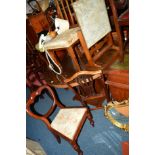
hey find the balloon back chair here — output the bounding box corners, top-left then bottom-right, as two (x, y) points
(26, 85), (94, 155)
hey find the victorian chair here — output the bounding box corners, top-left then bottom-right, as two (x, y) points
(62, 70), (110, 108)
(26, 85), (94, 155)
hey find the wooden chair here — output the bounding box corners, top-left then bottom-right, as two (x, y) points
(26, 20), (52, 92)
(26, 85), (94, 155)
(62, 70), (110, 108)
(106, 0), (129, 53)
(41, 0), (117, 76)
(54, 0), (78, 27)
(39, 0), (126, 76)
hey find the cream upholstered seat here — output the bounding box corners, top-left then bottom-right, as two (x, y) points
(51, 108), (87, 140)
(44, 27), (80, 50)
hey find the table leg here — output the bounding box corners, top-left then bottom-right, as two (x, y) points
(67, 46), (81, 71)
(77, 31), (96, 66)
(47, 50), (63, 71)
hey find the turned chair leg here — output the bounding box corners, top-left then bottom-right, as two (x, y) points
(87, 112), (94, 127)
(53, 133), (61, 144)
(72, 141), (83, 155)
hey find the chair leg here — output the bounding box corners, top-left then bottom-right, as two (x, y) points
(87, 111), (94, 127)
(53, 133), (61, 144)
(72, 141), (83, 155)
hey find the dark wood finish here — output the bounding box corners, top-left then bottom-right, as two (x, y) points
(27, 0), (50, 34)
(26, 19), (52, 91)
(26, 85), (94, 155)
(46, 39), (82, 72)
(104, 69), (129, 101)
(28, 12), (50, 33)
(106, 0), (129, 56)
(67, 46), (81, 71)
(108, 0), (124, 60)
(63, 70), (110, 107)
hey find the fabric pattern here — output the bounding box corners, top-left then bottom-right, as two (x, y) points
(51, 108), (87, 140)
(44, 27), (80, 50)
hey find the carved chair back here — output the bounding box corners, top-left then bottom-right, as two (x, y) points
(27, 85), (64, 119)
(26, 85), (94, 155)
(63, 70), (110, 107)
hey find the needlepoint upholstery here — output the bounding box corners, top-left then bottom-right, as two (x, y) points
(44, 27), (80, 50)
(51, 108), (87, 140)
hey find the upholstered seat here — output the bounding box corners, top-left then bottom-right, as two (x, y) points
(27, 85), (94, 155)
(51, 108), (87, 140)
(43, 27), (80, 50)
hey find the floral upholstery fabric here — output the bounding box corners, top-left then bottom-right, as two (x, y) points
(51, 108), (87, 140)
(44, 27), (80, 50)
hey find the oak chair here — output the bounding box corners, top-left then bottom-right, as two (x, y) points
(26, 85), (94, 155)
(54, 0), (78, 27)
(63, 70), (110, 108)
(40, 0), (96, 73)
(40, 0), (126, 75)
(106, 0), (129, 53)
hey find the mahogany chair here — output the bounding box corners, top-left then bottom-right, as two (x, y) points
(26, 85), (94, 155)
(62, 70), (110, 108)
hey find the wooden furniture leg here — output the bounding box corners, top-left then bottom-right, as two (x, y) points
(77, 31), (97, 67)
(72, 141), (83, 155)
(87, 112), (95, 127)
(109, 0), (124, 61)
(53, 133), (61, 144)
(47, 50), (63, 70)
(67, 46), (81, 71)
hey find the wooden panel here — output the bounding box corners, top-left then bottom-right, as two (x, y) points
(106, 70), (129, 101)
(28, 12), (50, 33)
